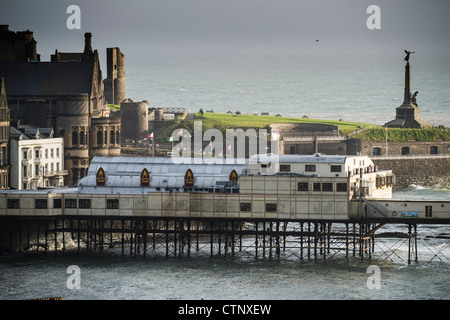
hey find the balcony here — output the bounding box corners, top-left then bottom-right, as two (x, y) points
(44, 170), (68, 177)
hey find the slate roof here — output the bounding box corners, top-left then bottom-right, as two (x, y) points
(0, 61), (94, 96)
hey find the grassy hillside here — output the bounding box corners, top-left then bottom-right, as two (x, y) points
(353, 127), (450, 142)
(106, 104), (120, 110)
(193, 112), (374, 136)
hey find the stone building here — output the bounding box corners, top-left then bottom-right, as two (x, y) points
(0, 77), (10, 189)
(0, 25), (39, 62)
(120, 99), (148, 145)
(103, 47), (125, 105)
(269, 123), (347, 155)
(0, 26), (121, 186)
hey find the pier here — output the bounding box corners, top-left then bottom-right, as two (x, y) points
(1, 215), (448, 264)
(1, 154), (448, 263)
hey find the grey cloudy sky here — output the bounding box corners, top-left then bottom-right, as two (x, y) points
(1, 0), (449, 60)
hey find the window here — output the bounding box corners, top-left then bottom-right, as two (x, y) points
(7, 199), (20, 209)
(97, 130), (103, 145)
(330, 165), (342, 172)
(78, 131), (84, 146)
(35, 199), (48, 209)
(79, 199), (91, 209)
(266, 203), (277, 212)
(430, 146), (438, 155)
(372, 147), (381, 155)
(107, 199), (119, 209)
(298, 182), (309, 191)
(110, 129), (115, 145)
(305, 165), (316, 172)
(290, 146), (296, 154)
(313, 183), (321, 192)
(72, 129), (78, 146)
(240, 202), (251, 211)
(401, 147), (410, 155)
(376, 176), (385, 188)
(386, 175), (394, 185)
(53, 199), (62, 209)
(322, 183), (333, 192)
(50, 148), (54, 158)
(56, 148), (60, 157)
(280, 165), (290, 172)
(65, 199), (77, 208)
(35, 150), (40, 158)
(425, 206), (432, 218)
(336, 183), (348, 192)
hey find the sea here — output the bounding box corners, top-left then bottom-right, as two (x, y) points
(1, 52), (449, 303)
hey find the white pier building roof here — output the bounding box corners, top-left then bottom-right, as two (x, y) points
(78, 156), (249, 194)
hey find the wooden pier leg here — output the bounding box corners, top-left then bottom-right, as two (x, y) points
(77, 219), (81, 254)
(26, 219), (30, 251)
(173, 220), (178, 258)
(408, 224), (412, 264)
(62, 218), (65, 254)
(327, 222), (331, 254)
(414, 224), (418, 262)
(109, 219), (114, 248)
(314, 223), (318, 262)
(121, 219), (125, 258)
(239, 221), (243, 252)
(86, 219), (90, 255)
(345, 223), (349, 259)
(44, 223), (48, 254)
(360, 223), (364, 262)
(143, 219), (147, 257)
(276, 222), (280, 259)
(217, 221), (221, 256)
(262, 221), (266, 259)
(210, 220), (214, 257)
(225, 221), (229, 256)
(300, 222), (304, 260)
(269, 221), (273, 260)
(307, 222), (311, 260)
(323, 223), (327, 261)
(129, 219), (133, 257)
(153, 219), (157, 250)
(231, 221), (235, 257)
(187, 220), (191, 258)
(196, 220), (200, 252)
(255, 221), (258, 260)
(166, 220), (170, 258)
(135, 219), (139, 257)
(37, 225), (40, 253)
(54, 219), (58, 255)
(18, 219), (22, 250)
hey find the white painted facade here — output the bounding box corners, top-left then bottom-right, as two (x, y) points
(10, 136), (67, 190)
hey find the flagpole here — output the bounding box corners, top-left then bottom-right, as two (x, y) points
(152, 133), (155, 157)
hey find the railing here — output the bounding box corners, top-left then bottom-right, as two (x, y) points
(361, 198), (389, 219)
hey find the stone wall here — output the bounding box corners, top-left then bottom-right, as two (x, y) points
(372, 157), (450, 189)
(349, 139), (449, 156)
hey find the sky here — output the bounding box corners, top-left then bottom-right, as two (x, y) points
(1, 0), (450, 63)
